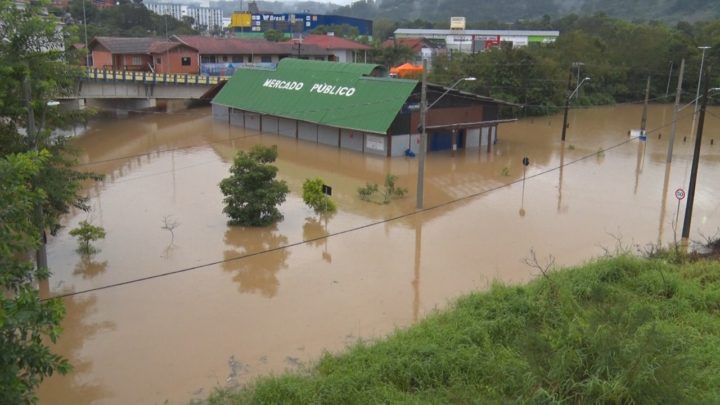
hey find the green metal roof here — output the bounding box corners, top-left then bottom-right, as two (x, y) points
(212, 59), (418, 135)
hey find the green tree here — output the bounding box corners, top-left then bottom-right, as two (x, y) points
(219, 145), (289, 227)
(302, 177), (336, 214)
(0, 151), (71, 404)
(1, 2), (101, 401)
(264, 29), (286, 42)
(69, 220), (106, 254)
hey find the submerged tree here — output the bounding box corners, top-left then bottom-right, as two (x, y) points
(69, 220), (106, 255)
(219, 145), (289, 227)
(302, 177), (336, 214)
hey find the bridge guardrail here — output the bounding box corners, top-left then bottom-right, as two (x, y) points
(83, 68), (230, 85)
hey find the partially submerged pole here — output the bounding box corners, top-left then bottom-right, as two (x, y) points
(666, 59), (685, 163)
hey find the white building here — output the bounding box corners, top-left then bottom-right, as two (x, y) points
(393, 29), (559, 53)
(144, 2), (223, 32)
(187, 7), (223, 31)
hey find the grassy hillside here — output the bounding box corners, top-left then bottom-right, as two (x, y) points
(334, 0), (720, 23)
(208, 251), (720, 403)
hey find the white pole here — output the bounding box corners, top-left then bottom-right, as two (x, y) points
(416, 59), (428, 209)
(690, 46), (710, 136)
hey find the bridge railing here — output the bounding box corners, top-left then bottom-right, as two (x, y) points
(83, 68), (230, 85)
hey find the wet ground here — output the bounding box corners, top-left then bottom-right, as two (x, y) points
(38, 104), (720, 404)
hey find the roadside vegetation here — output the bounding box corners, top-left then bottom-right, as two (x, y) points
(208, 247), (720, 403)
(1, 1), (102, 402)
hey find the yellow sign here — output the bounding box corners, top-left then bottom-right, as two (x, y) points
(230, 12), (251, 28)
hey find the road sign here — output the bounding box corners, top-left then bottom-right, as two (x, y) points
(522, 157), (530, 166)
(322, 184), (332, 196)
(674, 188), (686, 200)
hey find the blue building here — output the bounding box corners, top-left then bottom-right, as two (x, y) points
(230, 12), (373, 38)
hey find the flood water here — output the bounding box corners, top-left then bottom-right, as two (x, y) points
(38, 104), (720, 404)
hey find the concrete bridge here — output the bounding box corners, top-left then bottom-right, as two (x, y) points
(64, 68), (229, 111)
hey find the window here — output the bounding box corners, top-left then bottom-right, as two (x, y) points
(132, 56), (142, 65)
(232, 56), (242, 63)
(260, 56), (272, 63)
(156, 57), (161, 64)
(201, 55), (216, 63)
(181, 57), (191, 66)
(222, 56), (228, 62)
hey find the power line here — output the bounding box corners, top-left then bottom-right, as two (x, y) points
(43, 133), (645, 301)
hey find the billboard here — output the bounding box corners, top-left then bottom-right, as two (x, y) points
(450, 16), (466, 30)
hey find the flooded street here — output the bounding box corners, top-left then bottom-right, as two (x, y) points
(38, 104), (720, 404)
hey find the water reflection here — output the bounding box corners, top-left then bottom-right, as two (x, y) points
(38, 295), (115, 403)
(73, 257), (109, 279)
(303, 215), (333, 263)
(222, 226), (289, 297)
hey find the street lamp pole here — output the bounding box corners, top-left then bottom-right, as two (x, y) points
(690, 46), (710, 136)
(560, 74), (591, 142)
(416, 59), (428, 209)
(681, 81), (719, 242)
(415, 60), (476, 209)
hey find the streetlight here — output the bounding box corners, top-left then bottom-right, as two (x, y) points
(560, 76), (590, 142)
(689, 46), (710, 136)
(416, 59), (475, 209)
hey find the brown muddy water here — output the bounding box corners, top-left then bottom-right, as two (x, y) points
(38, 104), (720, 404)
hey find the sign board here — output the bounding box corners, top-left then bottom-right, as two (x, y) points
(522, 157), (530, 166)
(674, 188), (686, 200)
(322, 184), (332, 196)
(450, 16), (466, 30)
(365, 135), (385, 152)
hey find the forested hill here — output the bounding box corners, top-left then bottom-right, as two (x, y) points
(334, 0), (720, 23)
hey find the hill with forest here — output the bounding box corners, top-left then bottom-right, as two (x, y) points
(334, 0), (720, 24)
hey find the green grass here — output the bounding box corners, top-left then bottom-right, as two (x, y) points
(208, 254), (720, 404)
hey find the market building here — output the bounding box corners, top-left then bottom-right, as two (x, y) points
(212, 59), (513, 157)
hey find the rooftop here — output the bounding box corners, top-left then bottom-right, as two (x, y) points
(298, 35), (372, 51)
(172, 35), (332, 56)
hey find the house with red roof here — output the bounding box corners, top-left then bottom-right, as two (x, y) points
(88, 37), (199, 74)
(381, 37), (446, 65)
(296, 34), (372, 63)
(171, 35), (333, 75)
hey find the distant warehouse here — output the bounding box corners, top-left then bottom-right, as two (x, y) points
(211, 59), (514, 157)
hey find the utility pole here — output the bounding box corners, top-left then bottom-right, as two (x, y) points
(665, 61), (674, 98)
(681, 68), (710, 241)
(640, 76), (650, 136)
(560, 69), (572, 142)
(24, 76), (48, 271)
(667, 59), (685, 163)
(416, 58), (428, 209)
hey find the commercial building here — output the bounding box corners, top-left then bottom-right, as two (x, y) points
(212, 59), (512, 157)
(393, 29), (559, 53)
(229, 12), (372, 38)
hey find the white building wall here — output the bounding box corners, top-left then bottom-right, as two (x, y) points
(146, 3), (223, 31)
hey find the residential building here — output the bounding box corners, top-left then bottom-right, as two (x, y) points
(382, 37), (447, 65)
(171, 35), (331, 75)
(88, 36), (199, 74)
(297, 34), (371, 63)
